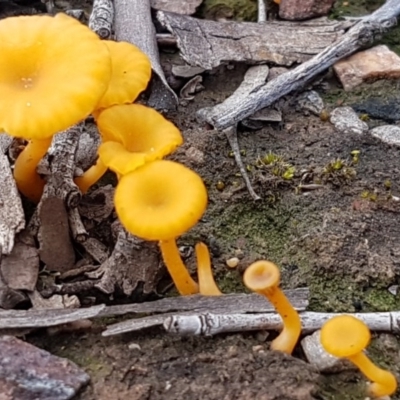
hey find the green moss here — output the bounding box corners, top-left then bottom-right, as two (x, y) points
(210, 201), (292, 260)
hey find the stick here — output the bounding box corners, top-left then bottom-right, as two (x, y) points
(0, 304), (105, 329)
(224, 125), (261, 200)
(89, 0), (114, 39)
(101, 288), (309, 336)
(114, 0), (178, 110)
(164, 311), (400, 336)
(201, 0), (400, 129)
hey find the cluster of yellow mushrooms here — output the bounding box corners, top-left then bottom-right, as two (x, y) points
(0, 12), (397, 399)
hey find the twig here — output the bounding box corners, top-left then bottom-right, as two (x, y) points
(202, 0), (400, 129)
(101, 288), (309, 336)
(0, 304), (105, 329)
(89, 0), (114, 39)
(224, 126), (261, 200)
(114, 0), (178, 110)
(164, 311), (400, 336)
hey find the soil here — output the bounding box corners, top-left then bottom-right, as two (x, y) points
(9, 0), (400, 399)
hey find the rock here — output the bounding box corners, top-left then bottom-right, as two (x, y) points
(370, 125), (400, 147)
(334, 45), (400, 91)
(0, 335), (90, 400)
(279, 0), (335, 20)
(301, 330), (355, 373)
(297, 90), (324, 115)
(352, 96), (400, 122)
(330, 106), (369, 135)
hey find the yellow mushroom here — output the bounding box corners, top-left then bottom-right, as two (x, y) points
(76, 103), (183, 192)
(114, 160), (207, 295)
(95, 40), (151, 110)
(0, 13), (111, 202)
(195, 242), (222, 296)
(75, 41), (152, 193)
(321, 315), (397, 398)
(243, 260), (301, 354)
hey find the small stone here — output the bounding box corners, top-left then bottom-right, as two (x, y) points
(297, 90), (324, 116)
(330, 106), (369, 135)
(128, 343), (142, 351)
(252, 345), (265, 353)
(226, 257), (239, 268)
(334, 45), (400, 91)
(0, 335), (90, 399)
(256, 330), (270, 342)
(185, 146), (204, 164)
(279, 0), (335, 20)
(301, 330), (355, 373)
(370, 125), (400, 147)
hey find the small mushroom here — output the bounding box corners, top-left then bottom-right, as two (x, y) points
(96, 104), (183, 177)
(75, 40), (152, 193)
(320, 315), (397, 398)
(0, 13), (111, 202)
(114, 160), (208, 295)
(243, 260), (301, 354)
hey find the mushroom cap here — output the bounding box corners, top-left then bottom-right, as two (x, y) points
(0, 13), (111, 139)
(95, 40), (151, 110)
(115, 160), (207, 241)
(243, 260), (280, 292)
(96, 104), (183, 175)
(320, 315), (371, 358)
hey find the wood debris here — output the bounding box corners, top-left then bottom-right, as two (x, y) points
(197, 0), (400, 129)
(150, 0), (202, 15)
(1, 231), (39, 292)
(158, 12), (352, 70)
(0, 134), (24, 255)
(102, 288), (309, 336)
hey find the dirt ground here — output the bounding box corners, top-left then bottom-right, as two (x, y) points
(10, 0), (400, 399)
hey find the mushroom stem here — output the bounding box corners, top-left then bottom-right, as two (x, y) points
(75, 158), (108, 194)
(243, 260), (301, 354)
(348, 352), (397, 398)
(13, 137), (52, 203)
(196, 242), (222, 296)
(159, 239), (199, 295)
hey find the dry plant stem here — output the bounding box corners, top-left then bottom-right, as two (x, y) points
(160, 239), (199, 295)
(74, 158), (108, 194)
(68, 207), (88, 243)
(195, 242), (221, 296)
(349, 352), (397, 398)
(89, 0), (114, 39)
(225, 126), (261, 200)
(206, 0), (400, 129)
(114, 0), (178, 109)
(14, 137), (52, 203)
(257, 0), (266, 23)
